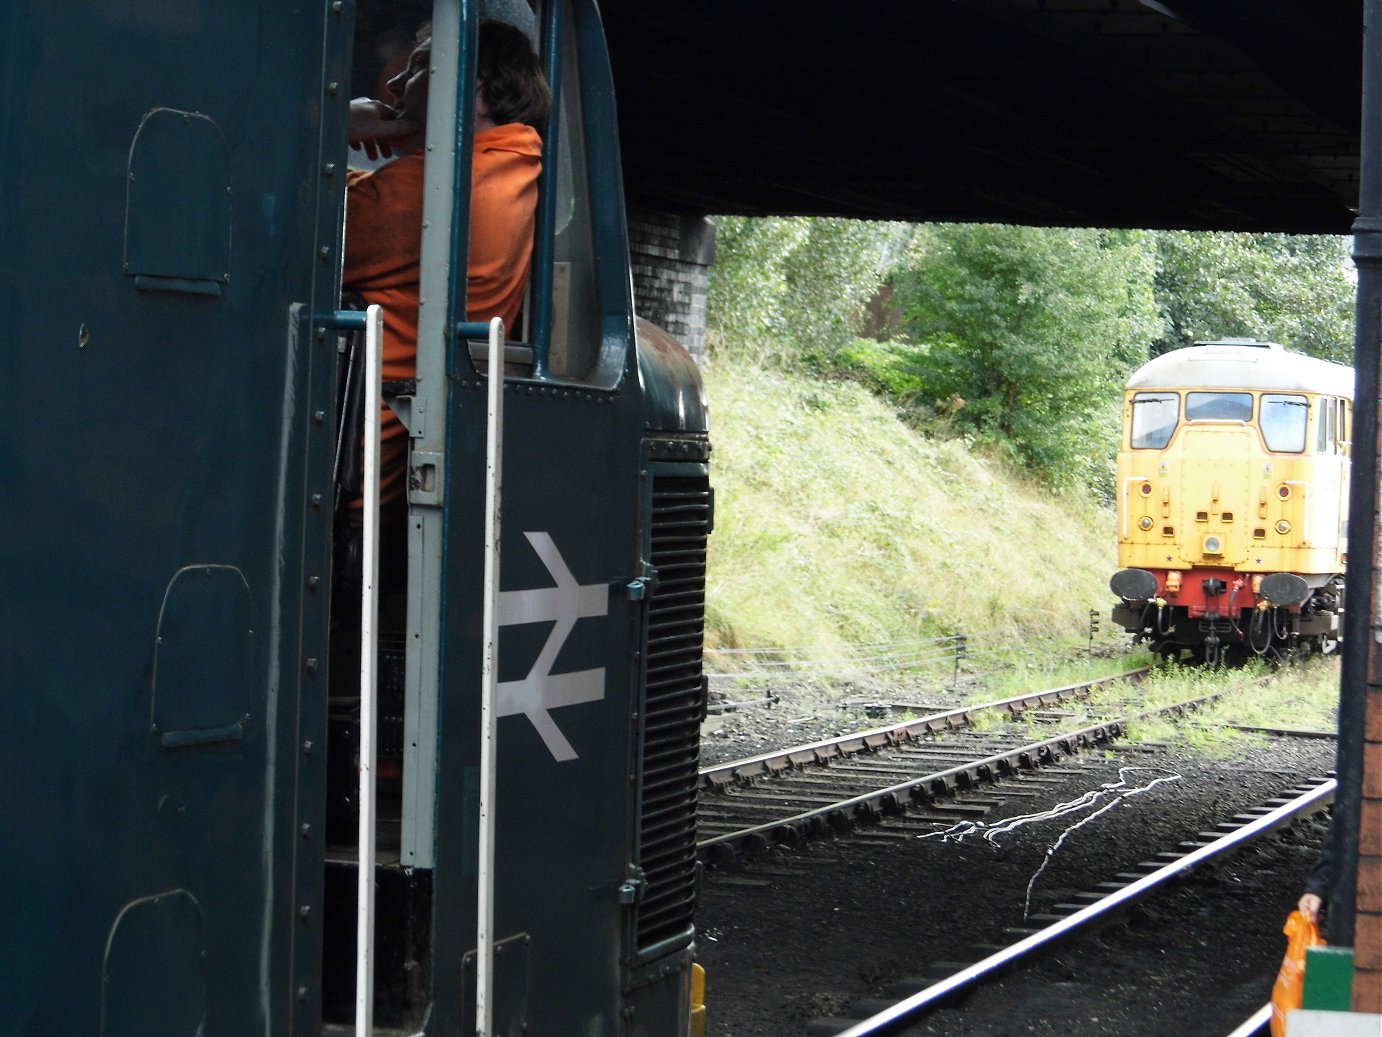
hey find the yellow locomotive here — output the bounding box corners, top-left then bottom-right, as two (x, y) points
(1110, 339), (1353, 664)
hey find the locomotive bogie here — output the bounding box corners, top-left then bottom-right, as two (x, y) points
(1110, 340), (1352, 663)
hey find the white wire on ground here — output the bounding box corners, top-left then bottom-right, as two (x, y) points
(915, 766), (1183, 917)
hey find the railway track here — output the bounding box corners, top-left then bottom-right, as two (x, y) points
(695, 668), (1274, 863)
(807, 775), (1336, 1035)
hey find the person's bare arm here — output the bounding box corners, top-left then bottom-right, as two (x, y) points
(348, 99), (420, 161)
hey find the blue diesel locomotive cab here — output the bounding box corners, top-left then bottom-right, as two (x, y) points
(0, 1), (710, 1035)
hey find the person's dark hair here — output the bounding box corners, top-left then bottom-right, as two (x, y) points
(477, 20), (551, 130)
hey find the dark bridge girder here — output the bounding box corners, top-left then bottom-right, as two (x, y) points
(601, 0), (1362, 233)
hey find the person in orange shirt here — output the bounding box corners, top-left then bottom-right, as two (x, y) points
(344, 19), (550, 515)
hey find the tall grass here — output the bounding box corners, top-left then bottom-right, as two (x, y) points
(702, 359), (1121, 666)
(1110, 656), (1342, 756)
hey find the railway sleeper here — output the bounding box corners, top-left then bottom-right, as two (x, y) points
(927, 802), (992, 816)
(1051, 902), (1093, 915)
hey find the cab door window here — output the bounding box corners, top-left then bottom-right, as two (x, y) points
(1316, 397), (1336, 454)
(527, 0), (628, 388)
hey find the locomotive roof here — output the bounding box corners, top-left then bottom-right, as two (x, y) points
(1125, 341), (1354, 400)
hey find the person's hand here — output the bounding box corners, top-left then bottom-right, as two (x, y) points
(348, 99), (421, 160)
(1298, 892), (1324, 923)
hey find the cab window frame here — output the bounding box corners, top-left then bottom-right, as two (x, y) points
(1260, 392), (1309, 454)
(1185, 390), (1253, 423)
(1129, 391), (1179, 450)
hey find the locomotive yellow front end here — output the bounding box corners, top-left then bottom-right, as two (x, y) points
(1111, 340), (1352, 664)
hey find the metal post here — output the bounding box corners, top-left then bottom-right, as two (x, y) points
(951, 634), (967, 690)
(476, 316), (506, 1036)
(1336, 0), (1382, 949)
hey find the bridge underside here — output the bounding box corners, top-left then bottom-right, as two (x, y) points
(602, 0), (1362, 233)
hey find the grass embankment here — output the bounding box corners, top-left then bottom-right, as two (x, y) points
(701, 359), (1120, 667)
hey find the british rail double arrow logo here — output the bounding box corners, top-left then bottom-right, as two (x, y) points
(497, 531), (607, 761)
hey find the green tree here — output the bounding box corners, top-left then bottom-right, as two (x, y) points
(706, 216), (908, 362)
(887, 224), (1161, 496)
(1153, 232), (1353, 362)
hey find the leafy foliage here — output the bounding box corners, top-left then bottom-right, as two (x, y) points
(1153, 232), (1353, 362)
(883, 224), (1161, 496)
(705, 216), (908, 361)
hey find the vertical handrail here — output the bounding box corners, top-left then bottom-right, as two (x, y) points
(355, 303), (384, 1037)
(476, 316), (506, 1036)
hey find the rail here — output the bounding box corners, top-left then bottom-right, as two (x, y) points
(700, 670), (1148, 788)
(1223, 1004), (1271, 1037)
(829, 779), (1336, 1036)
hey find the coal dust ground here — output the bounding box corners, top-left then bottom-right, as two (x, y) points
(694, 695), (1334, 1036)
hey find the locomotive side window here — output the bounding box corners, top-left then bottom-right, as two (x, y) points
(1315, 395), (1343, 455)
(1130, 392), (1178, 449)
(1260, 393), (1308, 452)
(543, 6), (607, 383)
(1186, 390), (1253, 422)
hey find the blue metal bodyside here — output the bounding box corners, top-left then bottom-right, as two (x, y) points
(0, 3), (343, 1033)
(427, 2), (691, 1032)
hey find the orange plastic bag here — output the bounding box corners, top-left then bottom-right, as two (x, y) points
(1269, 910), (1324, 1037)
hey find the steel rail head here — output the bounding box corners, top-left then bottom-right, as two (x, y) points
(1223, 1003), (1273, 1037)
(697, 669), (1150, 790)
(828, 778), (1336, 1037)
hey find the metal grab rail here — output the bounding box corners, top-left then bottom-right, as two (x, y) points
(476, 316), (506, 1037)
(358, 303), (384, 1037)
(1121, 475), (1150, 540)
